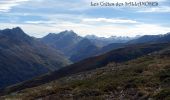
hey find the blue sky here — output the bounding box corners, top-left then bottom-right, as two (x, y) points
(0, 0), (170, 37)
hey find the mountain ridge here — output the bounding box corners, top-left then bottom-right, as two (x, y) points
(0, 27), (71, 88)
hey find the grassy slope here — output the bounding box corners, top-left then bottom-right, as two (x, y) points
(1, 43), (168, 95)
(1, 49), (170, 100)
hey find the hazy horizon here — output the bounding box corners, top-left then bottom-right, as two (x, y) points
(2, 26), (169, 38)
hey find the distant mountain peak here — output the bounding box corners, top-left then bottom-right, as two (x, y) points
(46, 33), (56, 37)
(63, 30), (74, 32)
(59, 30), (77, 36)
(85, 35), (100, 38)
(0, 27), (26, 36)
(12, 27), (23, 31)
(163, 32), (170, 36)
(0, 27), (32, 44)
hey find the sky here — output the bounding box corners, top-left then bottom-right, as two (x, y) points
(0, 0), (170, 37)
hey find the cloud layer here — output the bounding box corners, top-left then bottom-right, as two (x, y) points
(82, 18), (138, 24)
(0, 0), (29, 12)
(0, 0), (170, 37)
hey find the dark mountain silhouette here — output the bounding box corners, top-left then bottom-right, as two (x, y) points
(41, 30), (83, 56)
(128, 33), (170, 44)
(158, 33), (170, 42)
(0, 27), (71, 88)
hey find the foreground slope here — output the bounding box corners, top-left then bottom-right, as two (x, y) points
(0, 27), (70, 88)
(1, 42), (169, 95)
(1, 44), (170, 100)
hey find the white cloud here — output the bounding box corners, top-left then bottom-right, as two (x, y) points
(70, 23), (170, 37)
(25, 20), (55, 24)
(138, 6), (170, 13)
(82, 18), (138, 24)
(0, 0), (29, 12)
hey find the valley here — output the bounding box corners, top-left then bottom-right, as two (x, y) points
(0, 27), (170, 100)
(0, 0), (169, 99)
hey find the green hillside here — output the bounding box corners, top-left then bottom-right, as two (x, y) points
(1, 47), (170, 100)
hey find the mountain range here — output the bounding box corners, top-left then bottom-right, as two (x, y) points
(128, 33), (170, 44)
(41, 31), (100, 62)
(85, 35), (134, 47)
(41, 31), (170, 63)
(41, 31), (136, 62)
(0, 27), (170, 99)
